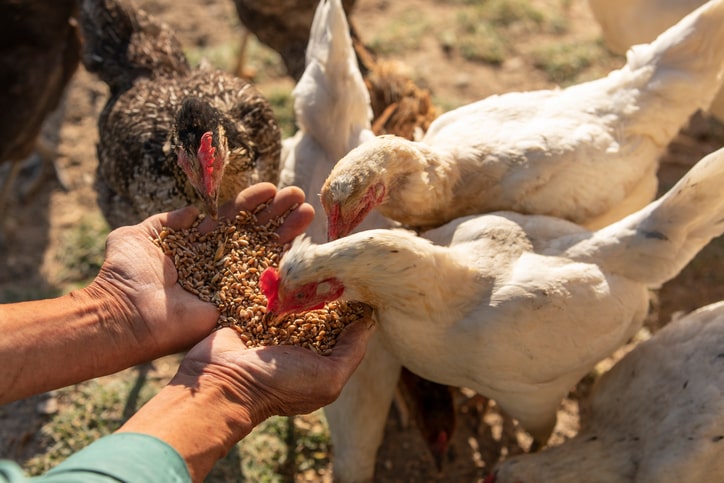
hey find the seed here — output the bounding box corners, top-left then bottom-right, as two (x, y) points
(151, 209), (370, 354)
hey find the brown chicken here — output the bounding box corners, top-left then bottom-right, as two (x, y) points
(396, 367), (456, 472)
(353, 40), (438, 141)
(233, 0), (438, 142)
(0, 0), (81, 214)
(79, 0), (281, 228)
(233, 0), (357, 81)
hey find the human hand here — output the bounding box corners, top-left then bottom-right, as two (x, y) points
(115, 312), (373, 482)
(86, 183), (315, 357)
(174, 312), (375, 426)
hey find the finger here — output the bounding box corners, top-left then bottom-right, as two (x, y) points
(325, 317), (376, 374)
(276, 203), (315, 244)
(144, 205), (200, 233)
(254, 185), (307, 226)
(252, 186), (314, 244)
(222, 182), (279, 220)
(168, 286), (221, 343)
(196, 183), (279, 234)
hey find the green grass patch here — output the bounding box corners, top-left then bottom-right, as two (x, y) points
(186, 42), (241, 73)
(530, 39), (606, 85)
(205, 411), (332, 481)
(185, 35), (287, 84)
(238, 38), (289, 84)
(265, 86), (296, 139)
(455, 19), (507, 65)
(54, 213), (109, 285)
(451, 0), (569, 66)
(476, 0), (548, 29)
(291, 411), (332, 476)
(236, 416), (292, 482)
(368, 8), (433, 56)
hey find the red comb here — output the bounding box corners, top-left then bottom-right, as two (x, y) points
(198, 131), (216, 195)
(259, 267), (280, 310)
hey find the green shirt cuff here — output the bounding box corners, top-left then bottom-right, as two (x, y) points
(37, 433), (190, 482)
(0, 461), (29, 482)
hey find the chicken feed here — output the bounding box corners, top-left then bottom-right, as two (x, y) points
(151, 205), (369, 355)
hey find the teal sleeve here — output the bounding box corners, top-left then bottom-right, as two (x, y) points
(0, 461), (31, 482)
(1, 433), (191, 483)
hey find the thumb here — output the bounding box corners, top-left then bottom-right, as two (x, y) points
(326, 315), (376, 373)
(147, 205), (201, 232)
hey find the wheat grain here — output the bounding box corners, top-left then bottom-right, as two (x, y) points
(152, 210), (369, 355)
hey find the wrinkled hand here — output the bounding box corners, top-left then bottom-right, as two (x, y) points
(88, 183), (315, 356)
(176, 314), (375, 425)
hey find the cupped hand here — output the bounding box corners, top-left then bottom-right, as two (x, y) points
(87, 183), (315, 357)
(175, 312), (375, 425)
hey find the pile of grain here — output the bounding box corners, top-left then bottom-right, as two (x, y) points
(152, 206), (369, 355)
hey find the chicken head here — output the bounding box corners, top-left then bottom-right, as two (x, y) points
(322, 178), (385, 240)
(172, 96), (230, 219)
(260, 266), (344, 316)
(321, 134), (440, 240)
(321, 138), (401, 240)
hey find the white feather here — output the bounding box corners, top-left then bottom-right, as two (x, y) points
(588, 0), (724, 119)
(279, 0), (392, 243)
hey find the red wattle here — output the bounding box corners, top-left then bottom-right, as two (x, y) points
(259, 267), (280, 309)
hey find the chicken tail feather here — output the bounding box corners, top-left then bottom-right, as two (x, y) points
(294, 0), (372, 161)
(580, 147), (724, 287)
(617, 0), (724, 144)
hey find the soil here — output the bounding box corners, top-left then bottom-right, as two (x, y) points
(1, 0), (723, 481)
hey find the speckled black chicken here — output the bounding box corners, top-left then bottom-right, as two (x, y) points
(79, 0), (281, 228)
(0, 0), (81, 214)
(233, 0), (357, 81)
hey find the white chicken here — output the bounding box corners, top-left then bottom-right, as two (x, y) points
(588, 0), (724, 120)
(278, 0), (391, 241)
(277, 1), (400, 481)
(260, 146), (724, 447)
(321, 0), (724, 240)
(489, 300), (724, 483)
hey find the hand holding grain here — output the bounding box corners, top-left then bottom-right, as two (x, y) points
(174, 317), (375, 426)
(88, 183), (314, 357)
(154, 183), (371, 355)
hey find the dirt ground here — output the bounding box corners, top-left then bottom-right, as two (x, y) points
(1, 0), (723, 481)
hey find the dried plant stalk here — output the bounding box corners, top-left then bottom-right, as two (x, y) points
(152, 210), (369, 355)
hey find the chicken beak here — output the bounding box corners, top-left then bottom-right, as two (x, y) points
(206, 199), (219, 220)
(328, 218), (351, 241)
(327, 204), (346, 241)
(199, 191), (219, 220)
